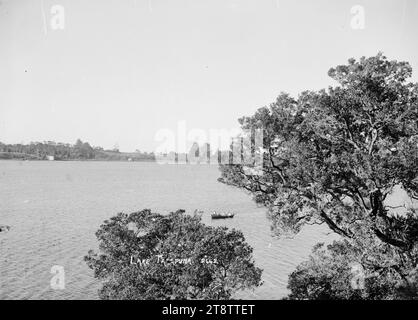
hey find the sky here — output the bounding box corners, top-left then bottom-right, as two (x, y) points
(0, 0), (417, 152)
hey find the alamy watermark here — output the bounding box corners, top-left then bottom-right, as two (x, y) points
(50, 265), (65, 290)
(350, 263), (365, 290)
(153, 121), (264, 171)
(350, 5), (366, 30)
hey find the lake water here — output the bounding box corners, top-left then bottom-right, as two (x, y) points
(0, 160), (335, 300)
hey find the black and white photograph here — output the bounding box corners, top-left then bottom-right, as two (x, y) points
(0, 0), (418, 309)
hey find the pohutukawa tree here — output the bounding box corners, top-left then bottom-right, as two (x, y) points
(85, 209), (262, 300)
(219, 53), (418, 297)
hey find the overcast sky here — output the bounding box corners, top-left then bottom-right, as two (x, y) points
(1, 0), (417, 152)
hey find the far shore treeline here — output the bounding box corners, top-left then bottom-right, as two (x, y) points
(0, 139), (155, 161)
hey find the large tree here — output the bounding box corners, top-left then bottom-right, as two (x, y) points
(287, 237), (418, 300)
(219, 53), (418, 293)
(85, 209), (262, 300)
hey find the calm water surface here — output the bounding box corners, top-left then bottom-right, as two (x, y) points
(0, 160), (334, 299)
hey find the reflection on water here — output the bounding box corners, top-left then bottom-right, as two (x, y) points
(0, 161), (334, 299)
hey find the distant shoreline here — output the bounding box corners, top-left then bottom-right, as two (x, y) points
(0, 158), (156, 162)
(0, 140), (156, 162)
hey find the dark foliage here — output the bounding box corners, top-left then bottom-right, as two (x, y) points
(85, 209), (262, 299)
(218, 53), (418, 299)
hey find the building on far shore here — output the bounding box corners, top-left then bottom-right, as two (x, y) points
(47, 155), (54, 161)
